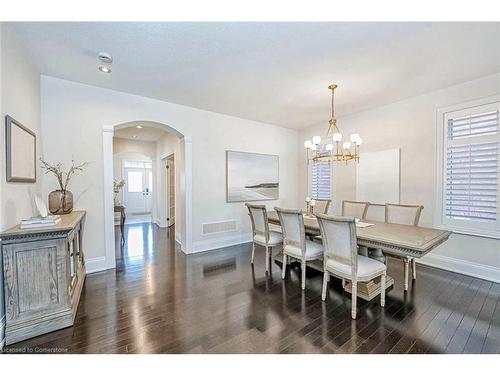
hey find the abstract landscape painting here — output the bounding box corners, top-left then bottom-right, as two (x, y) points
(226, 151), (279, 202)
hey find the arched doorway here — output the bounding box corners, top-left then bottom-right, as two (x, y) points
(102, 121), (193, 270)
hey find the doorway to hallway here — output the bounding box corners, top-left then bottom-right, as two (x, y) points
(166, 155), (175, 227)
(123, 160), (153, 215)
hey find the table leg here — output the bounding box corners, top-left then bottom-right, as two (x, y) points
(121, 210), (125, 242)
(403, 258), (409, 291)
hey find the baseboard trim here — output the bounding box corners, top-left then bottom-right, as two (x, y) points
(191, 232), (252, 254)
(417, 253), (500, 283)
(175, 232), (183, 249)
(0, 314), (6, 351)
(85, 256), (108, 274)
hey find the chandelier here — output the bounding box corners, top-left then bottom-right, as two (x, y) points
(304, 84), (362, 164)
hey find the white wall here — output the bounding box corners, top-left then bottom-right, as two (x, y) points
(0, 24), (41, 349)
(40, 76), (300, 270)
(299, 72), (500, 282)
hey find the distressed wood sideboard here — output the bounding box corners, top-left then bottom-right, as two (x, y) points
(0, 210), (86, 345)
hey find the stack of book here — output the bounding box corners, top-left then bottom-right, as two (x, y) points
(20, 215), (61, 229)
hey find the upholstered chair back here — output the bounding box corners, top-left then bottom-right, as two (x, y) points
(275, 207), (305, 254)
(246, 203), (269, 241)
(342, 200), (369, 219)
(313, 199), (332, 215)
(385, 203), (423, 226)
(316, 214), (358, 278)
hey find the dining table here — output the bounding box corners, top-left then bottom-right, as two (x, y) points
(267, 211), (452, 300)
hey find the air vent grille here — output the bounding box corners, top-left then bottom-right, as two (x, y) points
(202, 220), (237, 235)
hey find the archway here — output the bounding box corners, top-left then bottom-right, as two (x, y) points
(102, 121), (193, 269)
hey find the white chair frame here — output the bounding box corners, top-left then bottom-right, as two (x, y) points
(275, 207), (322, 290)
(385, 203), (424, 290)
(341, 200), (370, 219)
(246, 203), (282, 274)
(317, 213), (386, 319)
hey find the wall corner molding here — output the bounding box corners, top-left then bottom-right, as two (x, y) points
(85, 256), (108, 274)
(102, 124), (115, 133)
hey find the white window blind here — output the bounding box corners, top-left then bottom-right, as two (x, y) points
(311, 161), (331, 200)
(444, 107), (499, 231)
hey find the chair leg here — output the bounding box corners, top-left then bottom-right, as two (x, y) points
(281, 253), (287, 279)
(251, 243), (255, 264)
(411, 258), (417, 280)
(265, 246), (270, 274)
(301, 261), (306, 290)
(269, 247), (273, 273)
(403, 258), (409, 291)
(380, 272), (386, 307)
(351, 282), (357, 319)
(321, 271), (329, 301)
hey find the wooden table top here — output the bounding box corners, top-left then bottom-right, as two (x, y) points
(267, 211), (451, 257)
(1, 210), (86, 238)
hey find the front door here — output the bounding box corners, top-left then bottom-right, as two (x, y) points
(124, 161), (153, 214)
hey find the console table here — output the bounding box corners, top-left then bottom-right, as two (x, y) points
(0, 210), (86, 345)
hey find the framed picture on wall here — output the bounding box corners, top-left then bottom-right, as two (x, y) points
(226, 150), (279, 202)
(5, 115), (36, 182)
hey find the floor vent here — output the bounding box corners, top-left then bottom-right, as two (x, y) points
(202, 220), (237, 235)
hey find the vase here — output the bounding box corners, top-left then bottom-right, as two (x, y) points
(48, 190), (74, 215)
(114, 193), (121, 207)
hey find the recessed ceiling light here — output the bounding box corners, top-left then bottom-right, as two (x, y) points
(136, 125), (143, 129)
(98, 52), (113, 64)
(98, 66), (111, 73)
(132, 135), (137, 139)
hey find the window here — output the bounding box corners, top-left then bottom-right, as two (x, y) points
(127, 171), (143, 193)
(437, 98), (500, 237)
(311, 161), (332, 200)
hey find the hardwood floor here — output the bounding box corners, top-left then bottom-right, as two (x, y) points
(5, 222), (500, 354)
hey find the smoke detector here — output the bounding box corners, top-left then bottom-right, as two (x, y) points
(98, 52), (113, 64)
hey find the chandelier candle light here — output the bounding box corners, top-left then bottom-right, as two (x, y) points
(304, 84), (362, 164)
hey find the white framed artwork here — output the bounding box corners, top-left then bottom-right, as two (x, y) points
(6, 115), (36, 183)
(226, 150), (279, 202)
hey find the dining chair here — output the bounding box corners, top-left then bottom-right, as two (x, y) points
(342, 200), (369, 219)
(385, 203), (424, 290)
(275, 207), (323, 290)
(246, 203), (283, 274)
(317, 213), (386, 319)
(313, 199), (332, 215)
(341, 200), (370, 257)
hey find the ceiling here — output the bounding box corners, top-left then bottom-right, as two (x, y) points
(114, 123), (167, 141)
(7, 22), (500, 129)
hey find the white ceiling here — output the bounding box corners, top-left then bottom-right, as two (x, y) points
(114, 123), (167, 141)
(7, 22), (500, 129)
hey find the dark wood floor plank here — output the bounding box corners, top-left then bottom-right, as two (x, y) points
(446, 280), (493, 353)
(480, 283), (500, 354)
(3, 222), (499, 354)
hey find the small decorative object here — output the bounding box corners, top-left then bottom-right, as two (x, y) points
(305, 196), (312, 214)
(35, 195), (48, 218)
(5, 115), (36, 182)
(114, 179), (125, 206)
(40, 158), (88, 215)
(310, 199), (316, 214)
(226, 150), (279, 202)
